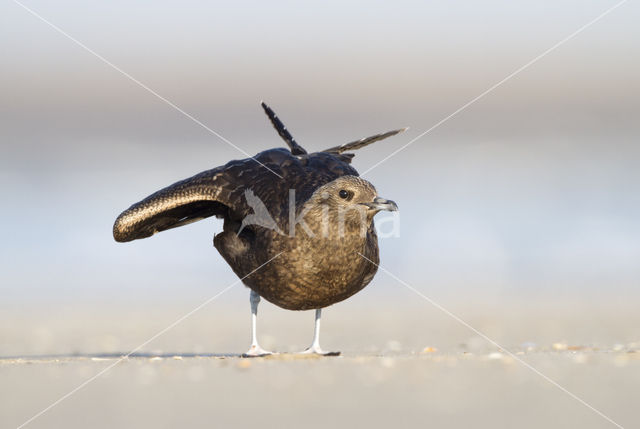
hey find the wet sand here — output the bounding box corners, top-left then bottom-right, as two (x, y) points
(1, 299), (638, 428)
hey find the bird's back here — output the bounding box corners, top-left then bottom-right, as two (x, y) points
(241, 149), (358, 222)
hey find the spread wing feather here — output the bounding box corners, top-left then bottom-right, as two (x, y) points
(261, 102), (308, 155)
(113, 166), (247, 242)
(322, 128), (407, 154)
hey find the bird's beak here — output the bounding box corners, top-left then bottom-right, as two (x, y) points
(361, 197), (398, 212)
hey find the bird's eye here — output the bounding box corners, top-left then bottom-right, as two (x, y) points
(339, 189), (350, 199)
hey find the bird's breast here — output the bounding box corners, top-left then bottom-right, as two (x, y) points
(228, 226), (379, 311)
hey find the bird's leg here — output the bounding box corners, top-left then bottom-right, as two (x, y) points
(300, 308), (340, 356)
(242, 290), (274, 357)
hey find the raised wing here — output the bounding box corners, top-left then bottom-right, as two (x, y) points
(261, 102), (308, 156)
(260, 101), (406, 160)
(113, 165), (247, 242)
(322, 128), (407, 154)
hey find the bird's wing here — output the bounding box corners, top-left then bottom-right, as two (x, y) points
(113, 165), (249, 242)
(261, 101), (406, 158)
(322, 128), (407, 154)
(261, 102), (308, 156)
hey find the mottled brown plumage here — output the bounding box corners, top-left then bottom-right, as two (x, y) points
(113, 103), (401, 354)
(213, 175), (384, 310)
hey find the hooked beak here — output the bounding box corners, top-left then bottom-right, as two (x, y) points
(361, 197), (398, 212)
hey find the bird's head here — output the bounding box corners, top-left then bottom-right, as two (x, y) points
(316, 175), (397, 212)
(302, 175), (398, 238)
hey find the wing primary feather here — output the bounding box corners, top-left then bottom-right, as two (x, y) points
(323, 128), (408, 154)
(261, 101), (308, 155)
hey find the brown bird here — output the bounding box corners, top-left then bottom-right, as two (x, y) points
(113, 102), (402, 356)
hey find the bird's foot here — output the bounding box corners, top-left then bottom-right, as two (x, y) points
(299, 346), (341, 357)
(242, 344), (276, 358)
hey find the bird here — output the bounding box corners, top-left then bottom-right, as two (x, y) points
(113, 102), (403, 357)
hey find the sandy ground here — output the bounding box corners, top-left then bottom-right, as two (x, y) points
(1, 299), (638, 428)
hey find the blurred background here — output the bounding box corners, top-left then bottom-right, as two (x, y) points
(1, 1), (638, 310)
(2, 2), (639, 428)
